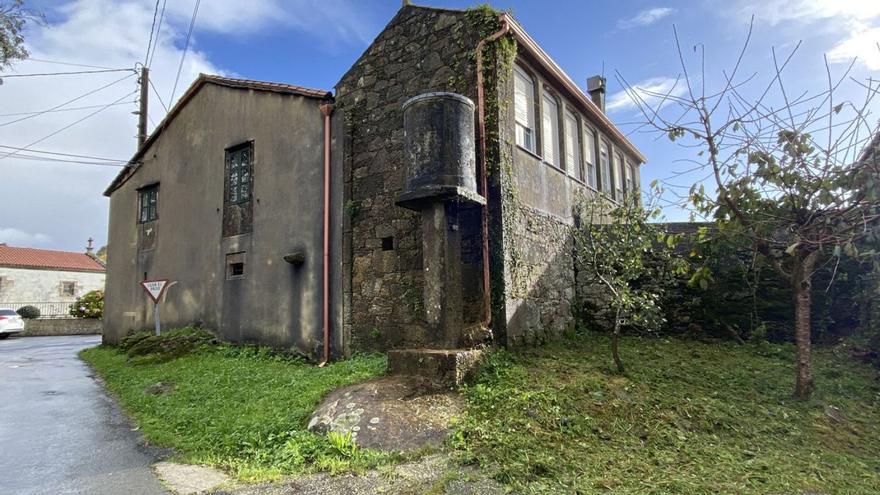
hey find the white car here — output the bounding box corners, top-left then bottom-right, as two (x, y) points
(0, 308), (25, 339)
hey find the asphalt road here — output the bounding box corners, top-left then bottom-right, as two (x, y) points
(0, 335), (167, 494)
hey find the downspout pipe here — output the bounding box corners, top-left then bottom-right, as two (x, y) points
(475, 15), (510, 329)
(319, 103), (334, 366)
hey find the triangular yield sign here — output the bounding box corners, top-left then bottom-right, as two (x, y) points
(140, 279), (169, 303)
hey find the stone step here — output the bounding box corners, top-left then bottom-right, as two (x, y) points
(387, 348), (483, 386)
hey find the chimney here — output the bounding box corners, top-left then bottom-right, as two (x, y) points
(86, 237), (94, 255)
(587, 75), (606, 113)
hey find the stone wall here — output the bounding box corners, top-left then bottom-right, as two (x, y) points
(336, 6), (488, 352)
(21, 318), (102, 336)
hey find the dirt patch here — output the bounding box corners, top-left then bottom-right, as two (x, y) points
(210, 454), (504, 495)
(154, 462), (231, 494)
(307, 376), (462, 452)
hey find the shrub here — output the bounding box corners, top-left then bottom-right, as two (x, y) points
(124, 326), (218, 364)
(69, 290), (104, 319)
(16, 305), (40, 319)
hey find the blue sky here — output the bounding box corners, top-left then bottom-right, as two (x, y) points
(2, 0), (878, 251)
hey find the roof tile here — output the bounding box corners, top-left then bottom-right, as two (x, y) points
(0, 245), (105, 272)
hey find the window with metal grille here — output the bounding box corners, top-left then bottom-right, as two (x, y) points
(61, 281), (76, 297)
(138, 184), (159, 223)
(225, 142), (253, 205)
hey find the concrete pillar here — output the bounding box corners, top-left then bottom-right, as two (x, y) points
(421, 201), (463, 348)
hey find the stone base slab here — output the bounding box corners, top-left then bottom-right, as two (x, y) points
(387, 348), (483, 386)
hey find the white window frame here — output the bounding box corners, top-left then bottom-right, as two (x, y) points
(600, 140), (612, 195)
(564, 109), (582, 180)
(584, 126), (598, 189)
(613, 151), (624, 201)
(625, 160), (635, 194)
(513, 65), (537, 154)
(541, 90), (561, 167)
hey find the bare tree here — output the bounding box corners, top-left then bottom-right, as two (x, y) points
(619, 20), (880, 399)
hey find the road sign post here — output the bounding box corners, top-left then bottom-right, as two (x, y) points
(140, 279), (175, 335)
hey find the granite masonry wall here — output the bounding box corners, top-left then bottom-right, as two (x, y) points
(336, 6), (489, 352)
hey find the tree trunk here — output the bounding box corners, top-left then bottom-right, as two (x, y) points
(792, 252), (819, 400)
(612, 308), (625, 374)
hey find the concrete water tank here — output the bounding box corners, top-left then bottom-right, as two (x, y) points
(397, 92), (484, 210)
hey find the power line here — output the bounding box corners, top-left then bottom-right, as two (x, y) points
(0, 72), (135, 127)
(144, 0), (161, 66)
(0, 100), (137, 118)
(0, 89), (139, 162)
(10, 153), (127, 167)
(149, 77), (169, 113)
(1, 68), (134, 78)
(26, 58), (121, 70)
(0, 145), (127, 162)
(147, 0), (168, 68)
(170, 0), (201, 104)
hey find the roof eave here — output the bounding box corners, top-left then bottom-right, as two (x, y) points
(104, 74), (333, 197)
(503, 13), (647, 164)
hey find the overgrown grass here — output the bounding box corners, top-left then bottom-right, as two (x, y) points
(453, 335), (880, 494)
(80, 332), (391, 481)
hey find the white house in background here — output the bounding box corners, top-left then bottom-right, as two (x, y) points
(0, 241), (106, 317)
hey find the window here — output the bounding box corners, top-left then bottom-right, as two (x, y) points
(138, 184), (159, 223)
(513, 66), (537, 153)
(613, 152), (624, 201)
(61, 281), (76, 297)
(599, 141), (612, 195)
(625, 160), (635, 194)
(564, 110), (582, 180)
(226, 252), (246, 280)
(225, 142), (253, 205)
(584, 127), (598, 189)
(381, 236), (394, 251)
(542, 91), (561, 167)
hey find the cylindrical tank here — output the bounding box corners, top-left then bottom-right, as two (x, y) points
(398, 92), (480, 209)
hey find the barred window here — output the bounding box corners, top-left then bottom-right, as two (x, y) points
(225, 142), (254, 205)
(138, 184), (159, 223)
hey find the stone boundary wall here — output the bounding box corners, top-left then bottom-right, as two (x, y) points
(21, 318), (102, 336)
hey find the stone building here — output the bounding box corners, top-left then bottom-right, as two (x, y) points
(0, 243), (106, 316)
(102, 4), (644, 363)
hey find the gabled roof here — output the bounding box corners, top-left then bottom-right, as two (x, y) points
(0, 245), (105, 272)
(104, 74), (333, 196)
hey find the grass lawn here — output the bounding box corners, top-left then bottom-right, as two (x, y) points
(80, 336), (390, 481)
(452, 335), (880, 494)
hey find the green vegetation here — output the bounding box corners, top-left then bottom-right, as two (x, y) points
(453, 335), (880, 494)
(80, 329), (390, 481)
(69, 289), (104, 318)
(15, 304), (39, 319)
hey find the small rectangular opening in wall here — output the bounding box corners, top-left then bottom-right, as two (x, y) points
(226, 252), (246, 280)
(381, 236), (394, 251)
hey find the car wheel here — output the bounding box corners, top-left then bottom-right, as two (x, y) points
(0, 333), (9, 340)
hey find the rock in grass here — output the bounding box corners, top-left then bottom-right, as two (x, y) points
(144, 381), (175, 396)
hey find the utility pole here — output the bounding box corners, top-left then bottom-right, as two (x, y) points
(137, 66), (149, 148)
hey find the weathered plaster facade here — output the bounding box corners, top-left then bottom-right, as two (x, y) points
(103, 77), (343, 358)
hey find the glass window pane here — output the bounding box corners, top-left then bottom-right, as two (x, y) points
(542, 93), (559, 166)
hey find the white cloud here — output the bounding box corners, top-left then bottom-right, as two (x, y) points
(733, 0), (880, 70)
(606, 77), (687, 113)
(0, 228), (52, 247)
(617, 7), (675, 30)
(0, 0), (377, 252)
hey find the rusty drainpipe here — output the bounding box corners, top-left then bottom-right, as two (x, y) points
(475, 15), (510, 329)
(319, 103), (334, 366)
